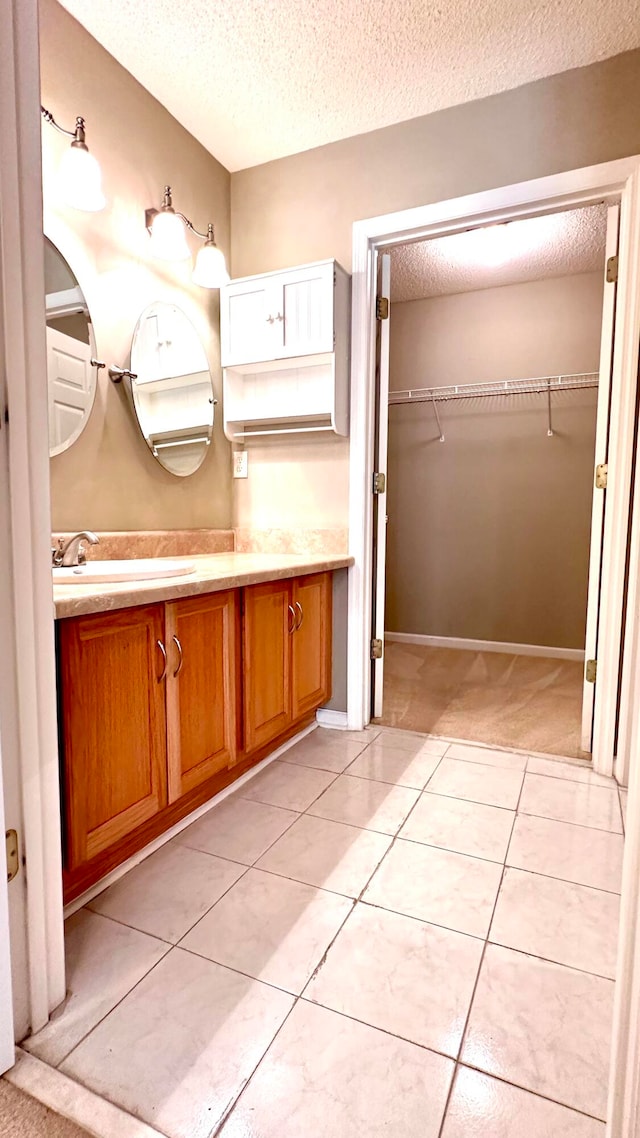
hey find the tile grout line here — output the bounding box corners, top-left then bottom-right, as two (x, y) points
(211, 747), (456, 1135)
(436, 756), (529, 1138)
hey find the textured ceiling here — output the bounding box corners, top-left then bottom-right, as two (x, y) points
(389, 204), (609, 301)
(58, 0), (640, 171)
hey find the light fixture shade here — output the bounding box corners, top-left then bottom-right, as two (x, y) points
(149, 210), (191, 261)
(192, 242), (230, 288)
(58, 145), (105, 212)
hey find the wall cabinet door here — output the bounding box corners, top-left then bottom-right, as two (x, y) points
(243, 580), (293, 753)
(278, 263), (335, 359)
(59, 604), (167, 870)
(292, 572), (332, 719)
(221, 280), (279, 366)
(165, 592), (237, 802)
(221, 261), (336, 367)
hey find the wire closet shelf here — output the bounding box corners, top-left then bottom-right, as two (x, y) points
(387, 372), (599, 405)
(387, 372), (599, 441)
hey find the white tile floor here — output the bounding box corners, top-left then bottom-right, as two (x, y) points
(24, 728), (625, 1138)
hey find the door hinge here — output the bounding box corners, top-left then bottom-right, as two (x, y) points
(606, 255), (618, 284)
(6, 829), (19, 883)
(371, 638), (383, 660)
(376, 296), (389, 321)
(586, 659), (597, 684)
(595, 463), (608, 489)
(373, 472), (386, 494)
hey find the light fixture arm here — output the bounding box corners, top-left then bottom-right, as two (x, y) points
(41, 106), (88, 148)
(144, 187), (216, 245)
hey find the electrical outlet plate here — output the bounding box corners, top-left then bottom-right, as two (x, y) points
(233, 450), (248, 478)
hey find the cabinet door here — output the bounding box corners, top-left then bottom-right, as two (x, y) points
(165, 592), (237, 802)
(221, 279), (279, 366)
(291, 573), (332, 719)
(278, 263), (335, 359)
(59, 605), (167, 869)
(243, 581), (292, 753)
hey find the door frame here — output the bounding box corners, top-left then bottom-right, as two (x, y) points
(346, 156), (640, 1138)
(347, 157), (640, 781)
(0, 0), (67, 1046)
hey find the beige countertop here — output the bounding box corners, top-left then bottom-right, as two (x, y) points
(53, 552), (353, 619)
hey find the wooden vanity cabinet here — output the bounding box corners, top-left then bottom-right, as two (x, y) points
(243, 572), (332, 754)
(59, 591), (238, 878)
(242, 580), (293, 754)
(292, 573), (332, 720)
(165, 592), (237, 801)
(59, 604), (168, 870)
(59, 571), (333, 898)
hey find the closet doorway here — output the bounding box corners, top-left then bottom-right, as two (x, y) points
(372, 203), (619, 762)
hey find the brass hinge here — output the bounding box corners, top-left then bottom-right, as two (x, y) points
(595, 463), (608, 489)
(6, 830), (19, 883)
(606, 255), (619, 284)
(586, 659), (597, 684)
(372, 472), (386, 494)
(371, 638), (383, 660)
(376, 296), (389, 321)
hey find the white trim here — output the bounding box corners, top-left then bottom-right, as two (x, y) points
(592, 170), (640, 776)
(0, 0), (66, 1039)
(6, 1049), (165, 1138)
(582, 203), (620, 752)
(63, 722), (317, 918)
(384, 631), (585, 662)
(316, 708), (349, 728)
(608, 634), (640, 1135)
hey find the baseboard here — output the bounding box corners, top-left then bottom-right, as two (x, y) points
(384, 631), (585, 663)
(316, 708), (349, 728)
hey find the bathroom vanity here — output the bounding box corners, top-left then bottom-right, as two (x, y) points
(55, 553), (350, 902)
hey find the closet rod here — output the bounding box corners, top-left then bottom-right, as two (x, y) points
(388, 372), (599, 406)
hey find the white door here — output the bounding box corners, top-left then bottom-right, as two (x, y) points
(46, 326), (93, 451)
(581, 203), (620, 752)
(371, 253), (391, 718)
(0, 731), (15, 1073)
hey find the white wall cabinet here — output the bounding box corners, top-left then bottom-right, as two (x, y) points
(221, 259), (350, 440)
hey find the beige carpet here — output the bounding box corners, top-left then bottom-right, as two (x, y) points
(0, 1080), (91, 1138)
(378, 642), (589, 760)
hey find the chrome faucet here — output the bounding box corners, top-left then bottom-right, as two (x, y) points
(52, 531), (100, 568)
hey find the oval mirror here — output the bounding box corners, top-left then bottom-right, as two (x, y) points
(130, 301), (214, 477)
(45, 237), (98, 457)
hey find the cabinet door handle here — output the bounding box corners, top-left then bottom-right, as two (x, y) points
(156, 639), (168, 682)
(288, 604), (296, 634)
(172, 635), (184, 678)
(295, 601), (303, 631)
(266, 314), (276, 324)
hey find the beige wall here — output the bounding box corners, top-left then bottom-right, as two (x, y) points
(41, 0), (232, 531)
(229, 50), (640, 541)
(385, 273), (603, 649)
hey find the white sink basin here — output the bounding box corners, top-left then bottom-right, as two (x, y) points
(52, 558), (196, 584)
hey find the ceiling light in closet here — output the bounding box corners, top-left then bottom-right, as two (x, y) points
(41, 106), (106, 212)
(463, 224), (513, 266)
(145, 187), (230, 288)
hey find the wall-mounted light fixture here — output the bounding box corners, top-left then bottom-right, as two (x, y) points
(145, 187), (229, 289)
(41, 106), (105, 212)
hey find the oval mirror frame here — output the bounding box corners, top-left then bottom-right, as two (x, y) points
(45, 235), (99, 458)
(129, 301), (215, 477)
